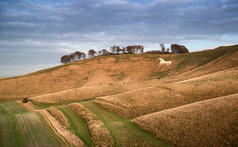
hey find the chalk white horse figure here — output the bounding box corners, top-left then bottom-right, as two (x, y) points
(157, 58), (172, 66)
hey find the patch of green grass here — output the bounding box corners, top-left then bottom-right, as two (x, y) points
(0, 102), (63, 147)
(174, 45), (237, 72)
(109, 71), (125, 80)
(81, 101), (171, 147)
(59, 107), (94, 147)
(113, 56), (120, 63)
(31, 101), (59, 109)
(83, 76), (88, 81)
(152, 70), (171, 78)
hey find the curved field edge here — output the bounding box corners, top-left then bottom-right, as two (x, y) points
(39, 109), (85, 147)
(69, 103), (114, 147)
(0, 102), (64, 147)
(93, 67), (238, 118)
(58, 106), (94, 147)
(47, 107), (70, 128)
(131, 93), (238, 147)
(81, 101), (171, 147)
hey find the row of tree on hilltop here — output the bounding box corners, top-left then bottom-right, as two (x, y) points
(60, 44), (189, 64)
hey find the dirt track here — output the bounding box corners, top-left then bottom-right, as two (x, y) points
(22, 102), (85, 147)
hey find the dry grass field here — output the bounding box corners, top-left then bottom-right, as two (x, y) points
(0, 55), (160, 100)
(1, 45), (237, 101)
(94, 67), (238, 118)
(131, 93), (238, 146)
(0, 45), (237, 146)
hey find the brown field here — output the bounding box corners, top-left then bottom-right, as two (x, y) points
(69, 103), (114, 146)
(131, 93), (238, 146)
(0, 56), (161, 100)
(94, 67), (238, 118)
(30, 80), (158, 104)
(1, 45), (237, 101)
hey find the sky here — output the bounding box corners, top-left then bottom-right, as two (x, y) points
(0, 0), (238, 77)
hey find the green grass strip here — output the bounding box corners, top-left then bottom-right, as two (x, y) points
(81, 101), (171, 147)
(59, 107), (94, 147)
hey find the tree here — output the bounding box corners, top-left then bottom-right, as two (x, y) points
(160, 44), (165, 54)
(22, 97), (28, 103)
(102, 49), (110, 55)
(69, 53), (76, 62)
(88, 49), (96, 57)
(110, 45), (117, 54)
(171, 44), (189, 54)
(74, 51), (85, 60)
(140, 45), (144, 53)
(126, 45), (135, 54)
(121, 47), (126, 54)
(81, 52), (86, 59)
(61, 55), (71, 64)
(97, 50), (102, 56)
(116, 46), (121, 54)
(166, 48), (170, 54)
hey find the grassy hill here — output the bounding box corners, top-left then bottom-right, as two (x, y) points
(131, 93), (238, 146)
(0, 45), (237, 146)
(0, 45), (237, 101)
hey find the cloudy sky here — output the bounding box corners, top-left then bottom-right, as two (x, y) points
(0, 0), (238, 77)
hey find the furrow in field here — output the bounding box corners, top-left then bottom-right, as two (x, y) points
(0, 102), (62, 147)
(94, 67), (238, 118)
(69, 103), (114, 147)
(39, 109), (85, 147)
(131, 93), (238, 146)
(47, 107), (69, 128)
(81, 101), (170, 146)
(58, 107), (94, 146)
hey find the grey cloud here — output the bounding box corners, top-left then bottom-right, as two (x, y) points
(0, 0), (238, 75)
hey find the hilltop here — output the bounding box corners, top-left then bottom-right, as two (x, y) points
(0, 45), (237, 146)
(0, 45), (237, 100)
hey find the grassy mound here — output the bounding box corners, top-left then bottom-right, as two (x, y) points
(47, 107), (70, 128)
(69, 103), (114, 146)
(94, 67), (238, 118)
(132, 93), (238, 146)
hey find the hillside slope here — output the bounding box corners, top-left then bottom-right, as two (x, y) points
(0, 45), (237, 100)
(131, 93), (238, 146)
(94, 67), (238, 118)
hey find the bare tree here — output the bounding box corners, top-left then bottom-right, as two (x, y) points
(102, 49), (109, 55)
(121, 47), (126, 54)
(97, 50), (102, 56)
(171, 44), (189, 54)
(74, 51), (86, 60)
(160, 44), (165, 54)
(70, 53), (76, 62)
(88, 49), (96, 57)
(116, 46), (121, 54)
(166, 48), (170, 54)
(61, 55), (71, 64)
(126, 45), (135, 54)
(110, 45), (117, 54)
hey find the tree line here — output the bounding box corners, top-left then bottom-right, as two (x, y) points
(61, 44), (189, 64)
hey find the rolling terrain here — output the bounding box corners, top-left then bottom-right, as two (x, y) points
(0, 45), (237, 146)
(0, 102), (64, 146)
